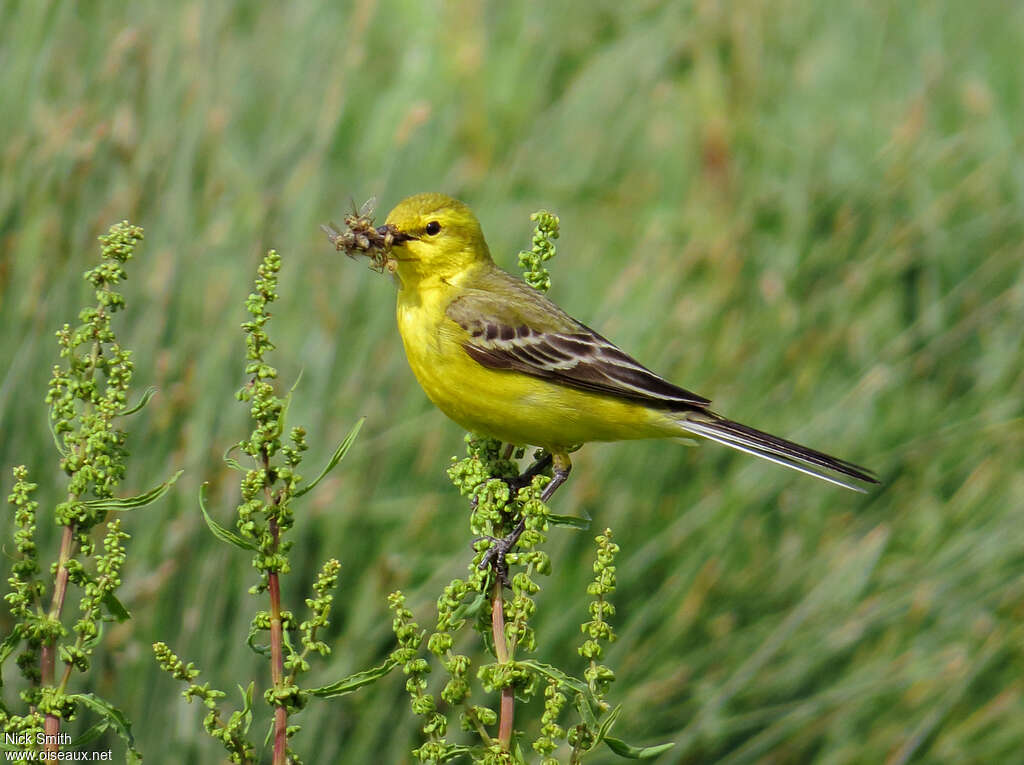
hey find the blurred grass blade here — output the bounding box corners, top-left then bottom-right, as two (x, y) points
(678, 525), (890, 750)
(82, 469), (183, 511)
(71, 693), (142, 763)
(199, 482), (257, 551)
(307, 656), (398, 698)
(293, 417), (364, 497)
(889, 631), (1005, 765)
(118, 386), (157, 417)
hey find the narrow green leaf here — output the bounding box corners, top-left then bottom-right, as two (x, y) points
(547, 512), (591, 530)
(0, 629), (22, 687)
(276, 393), (294, 441)
(267, 370), (303, 444)
(70, 572), (132, 623)
(200, 483), (257, 551)
(102, 591), (132, 622)
(238, 682), (256, 735)
(596, 704), (623, 744)
(282, 624), (296, 656)
(293, 417), (364, 497)
(604, 737), (675, 759)
(519, 659), (591, 698)
(246, 622), (271, 657)
(451, 589), (488, 621)
(48, 415), (68, 457)
(264, 719), (275, 749)
(83, 469), (183, 511)
(575, 692), (600, 730)
(80, 620), (105, 652)
(307, 657), (398, 698)
(522, 657), (607, 734)
(118, 386), (157, 416)
(440, 745), (474, 761)
(71, 693), (142, 763)
(223, 442), (245, 471)
(68, 720), (110, 749)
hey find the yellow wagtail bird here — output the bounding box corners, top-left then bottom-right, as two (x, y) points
(325, 192), (877, 511)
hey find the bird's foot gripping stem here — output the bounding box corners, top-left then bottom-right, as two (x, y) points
(476, 454), (571, 586)
(475, 519), (526, 588)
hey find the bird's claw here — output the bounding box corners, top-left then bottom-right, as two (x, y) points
(475, 522), (525, 588)
(469, 453), (556, 588)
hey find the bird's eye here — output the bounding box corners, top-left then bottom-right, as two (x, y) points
(425, 221), (441, 236)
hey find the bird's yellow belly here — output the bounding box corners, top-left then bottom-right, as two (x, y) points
(397, 294), (670, 451)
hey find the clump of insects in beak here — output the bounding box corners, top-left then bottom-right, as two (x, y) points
(321, 197), (401, 273)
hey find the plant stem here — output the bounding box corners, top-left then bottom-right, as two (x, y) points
(263, 447), (288, 765)
(463, 705), (494, 746)
(42, 524), (75, 753)
(268, 552), (288, 765)
(491, 578), (514, 750)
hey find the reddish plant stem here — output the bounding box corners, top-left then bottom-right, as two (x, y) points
(268, 544), (288, 765)
(263, 447), (288, 765)
(491, 579), (514, 750)
(42, 525), (75, 754)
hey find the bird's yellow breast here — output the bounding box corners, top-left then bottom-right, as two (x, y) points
(395, 279), (671, 451)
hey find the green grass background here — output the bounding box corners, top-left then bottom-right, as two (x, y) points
(2, 0), (1023, 762)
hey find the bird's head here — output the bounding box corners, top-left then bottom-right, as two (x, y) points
(381, 193), (492, 287)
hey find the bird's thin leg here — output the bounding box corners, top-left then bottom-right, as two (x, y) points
(511, 451), (553, 493)
(540, 453), (571, 502)
(479, 453), (572, 585)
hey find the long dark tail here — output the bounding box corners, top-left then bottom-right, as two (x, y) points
(676, 412), (878, 492)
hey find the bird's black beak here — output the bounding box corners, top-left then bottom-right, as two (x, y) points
(378, 225), (417, 244)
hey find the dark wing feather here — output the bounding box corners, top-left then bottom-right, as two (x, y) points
(447, 287), (709, 409)
(445, 274), (877, 491)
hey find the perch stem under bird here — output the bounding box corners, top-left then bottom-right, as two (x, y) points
(474, 450), (569, 581)
(323, 193), (878, 511)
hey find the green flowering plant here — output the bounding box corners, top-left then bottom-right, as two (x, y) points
(155, 249), (392, 765)
(1, 222), (180, 760)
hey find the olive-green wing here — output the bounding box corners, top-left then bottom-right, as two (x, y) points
(445, 277), (710, 409)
